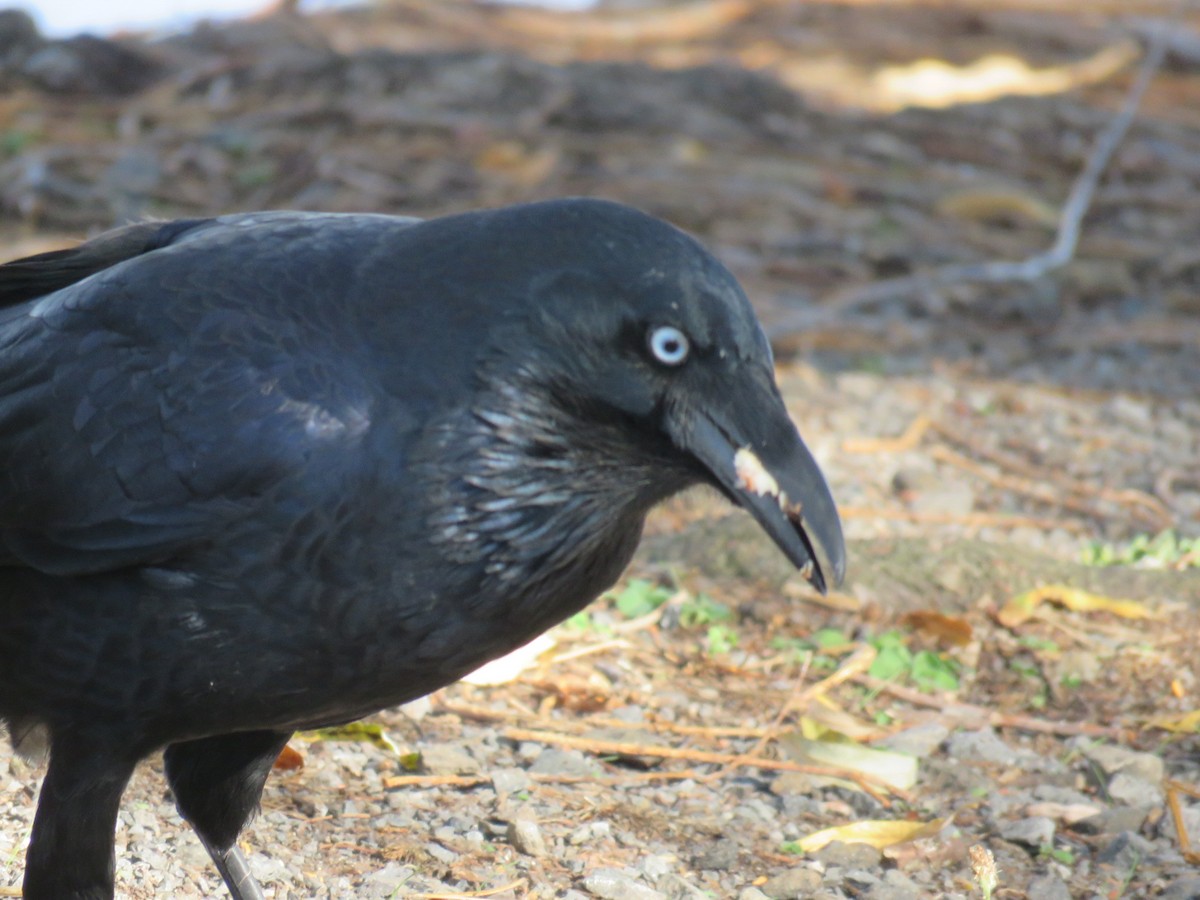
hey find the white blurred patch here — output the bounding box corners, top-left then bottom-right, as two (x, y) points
(461, 634), (556, 686)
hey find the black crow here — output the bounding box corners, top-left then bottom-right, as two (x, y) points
(0, 198), (844, 900)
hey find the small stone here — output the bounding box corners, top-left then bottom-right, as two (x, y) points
(1107, 771), (1163, 806)
(760, 867), (822, 898)
(638, 855), (673, 881)
(812, 841), (883, 869)
(529, 748), (603, 778)
(1026, 874), (1071, 900)
(1159, 876), (1200, 900)
(491, 767), (530, 795)
(582, 868), (667, 900)
(1075, 805), (1152, 835)
(569, 821), (611, 845)
(1078, 744), (1163, 784)
(425, 842), (458, 865)
(694, 837), (739, 870)
(946, 728), (1019, 765)
(362, 862), (414, 899)
(999, 816), (1055, 850)
(738, 890), (771, 900)
(420, 744), (479, 776)
(507, 817), (547, 857)
(1096, 831), (1155, 869)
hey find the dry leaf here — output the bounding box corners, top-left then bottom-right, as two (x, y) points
(1145, 710), (1200, 734)
(780, 735), (918, 791)
(901, 610), (974, 646)
(795, 815), (952, 853)
(998, 584), (1157, 628)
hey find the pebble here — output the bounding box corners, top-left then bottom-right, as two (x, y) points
(491, 767), (530, 794)
(693, 837), (739, 870)
(999, 816), (1055, 849)
(507, 816), (548, 857)
(1075, 805), (1152, 835)
(419, 743), (479, 776)
(361, 862), (412, 898)
(760, 867), (822, 898)
(1159, 876), (1200, 900)
(1078, 743), (1164, 784)
(425, 842), (458, 865)
(529, 748), (603, 778)
(1107, 771), (1164, 806)
(582, 867), (667, 900)
(1097, 831), (1157, 869)
(945, 727), (1023, 765)
(1026, 874), (1071, 900)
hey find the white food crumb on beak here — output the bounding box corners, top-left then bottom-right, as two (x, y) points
(734, 446), (779, 498)
(734, 446), (799, 517)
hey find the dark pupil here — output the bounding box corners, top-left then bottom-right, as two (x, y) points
(661, 338), (679, 355)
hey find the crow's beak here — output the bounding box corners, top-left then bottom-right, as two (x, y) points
(675, 379), (846, 593)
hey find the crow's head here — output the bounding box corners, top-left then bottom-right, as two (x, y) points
(432, 198), (845, 594)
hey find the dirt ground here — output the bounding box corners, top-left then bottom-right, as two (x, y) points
(0, 1), (1198, 897)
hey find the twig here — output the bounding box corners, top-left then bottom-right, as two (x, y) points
(773, 27), (1170, 324)
(501, 727), (909, 804)
(438, 700), (769, 739)
(1166, 780), (1200, 865)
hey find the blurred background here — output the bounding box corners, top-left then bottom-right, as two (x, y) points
(0, 0), (1195, 545)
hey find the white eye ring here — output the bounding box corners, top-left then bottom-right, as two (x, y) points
(648, 325), (690, 366)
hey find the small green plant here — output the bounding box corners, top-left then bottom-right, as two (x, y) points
(564, 610), (612, 635)
(779, 841), (805, 855)
(705, 624), (739, 656)
(609, 578), (672, 619)
(1083, 529), (1198, 569)
(1039, 844), (1075, 865)
(678, 594), (733, 627)
(868, 630), (961, 692)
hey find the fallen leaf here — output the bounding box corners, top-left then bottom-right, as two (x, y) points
(780, 734), (918, 791)
(795, 815), (952, 853)
(1144, 710), (1200, 734)
(998, 584), (1157, 628)
(901, 610), (974, 646)
(300, 722), (398, 754)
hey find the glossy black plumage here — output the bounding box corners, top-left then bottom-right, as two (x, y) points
(0, 198), (845, 899)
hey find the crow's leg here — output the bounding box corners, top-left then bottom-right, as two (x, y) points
(23, 732), (138, 900)
(164, 730), (292, 900)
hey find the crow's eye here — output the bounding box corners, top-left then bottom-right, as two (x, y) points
(647, 325), (690, 366)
